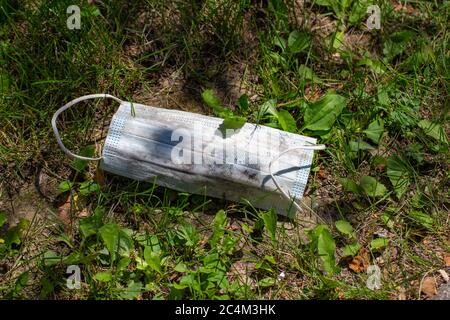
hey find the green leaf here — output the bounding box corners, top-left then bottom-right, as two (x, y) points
(117, 257), (131, 271)
(176, 222), (199, 247)
(43, 250), (61, 267)
(94, 272), (112, 282)
(58, 181), (73, 193)
(339, 177), (360, 194)
(174, 262), (188, 273)
(298, 65), (322, 83)
(71, 145), (95, 173)
(5, 218), (29, 247)
(342, 243), (361, 257)
(98, 223), (120, 262)
(261, 209), (277, 243)
(387, 155), (411, 199)
(209, 210), (227, 247)
(335, 220), (354, 237)
(408, 211), (434, 229)
(330, 30), (345, 50)
(349, 140), (375, 152)
(202, 89), (223, 112)
(144, 246), (162, 274)
(258, 99), (278, 118)
(258, 277), (275, 288)
(277, 109), (297, 132)
(360, 176), (387, 198)
(303, 92), (346, 131)
(370, 238), (389, 251)
(120, 280), (142, 300)
(348, 0), (370, 25)
(222, 115), (246, 130)
(381, 212), (394, 229)
(307, 225), (339, 274)
(79, 181), (100, 196)
(317, 226), (338, 275)
(418, 120), (448, 144)
(237, 94), (249, 112)
(288, 31), (310, 53)
(358, 58), (386, 74)
(364, 119), (384, 144)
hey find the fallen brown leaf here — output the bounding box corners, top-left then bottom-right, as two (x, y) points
(421, 276), (437, 298)
(58, 199), (71, 226)
(349, 249), (370, 273)
(444, 253), (450, 267)
(317, 168), (326, 179)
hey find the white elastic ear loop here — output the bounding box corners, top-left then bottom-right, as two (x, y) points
(51, 94), (123, 161)
(269, 144), (326, 214)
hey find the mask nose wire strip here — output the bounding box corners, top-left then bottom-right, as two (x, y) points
(268, 145), (326, 219)
(52, 94), (123, 161)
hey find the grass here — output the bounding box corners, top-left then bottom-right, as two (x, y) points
(0, 0), (448, 300)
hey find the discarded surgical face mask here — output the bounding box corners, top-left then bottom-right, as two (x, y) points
(52, 94), (325, 217)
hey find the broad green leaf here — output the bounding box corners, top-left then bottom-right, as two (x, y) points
(408, 211), (434, 229)
(209, 210), (227, 247)
(308, 224), (339, 274)
(370, 238), (389, 251)
(381, 213), (394, 229)
(339, 177), (360, 194)
(330, 30), (345, 50)
(79, 181), (100, 196)
(364, 119), (384, 144)
(288, 30), (310, 53)
(118, 229), (134, 257)
(258, 277), (275, 288)
(349, 140), (375, 152)
(174, 262), (188, 273)
(222, 115), (246, 130)
(202, 89), (223, 112)
(71, 145), (95, 173)
(144, 246), (162, 274)
(342, 243), (361, 257)
(298, 64), (322, 83)
(58, 181), (73, 193)
(237, 94), (249, 112)
(99, 223), (120, 261)
(5, 218), (29, 247)
(176, 222), (199, 247)
(261, 209), (277, 243)
(273, 35), (287, 51)
(317, 226), (338, 274)
(117, 257), (131, 271)
(94, 271), (112, 282)
(418, 120), (448, 144)
(277, 109), (297, 132)
(358, 58), (386, 74)
(120, 280), (142, 300)
(43, 250), (61, 267)
(268, 51), (287, 67)
(335, 220), (354, 237)
(303, 92), (346, 131)
(258, 99), (278, 118)
(348, 0), (369, 25)
(360, 176), (387, 198)
(82, 5), (101, 17)
(387, 155), (411, 198)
